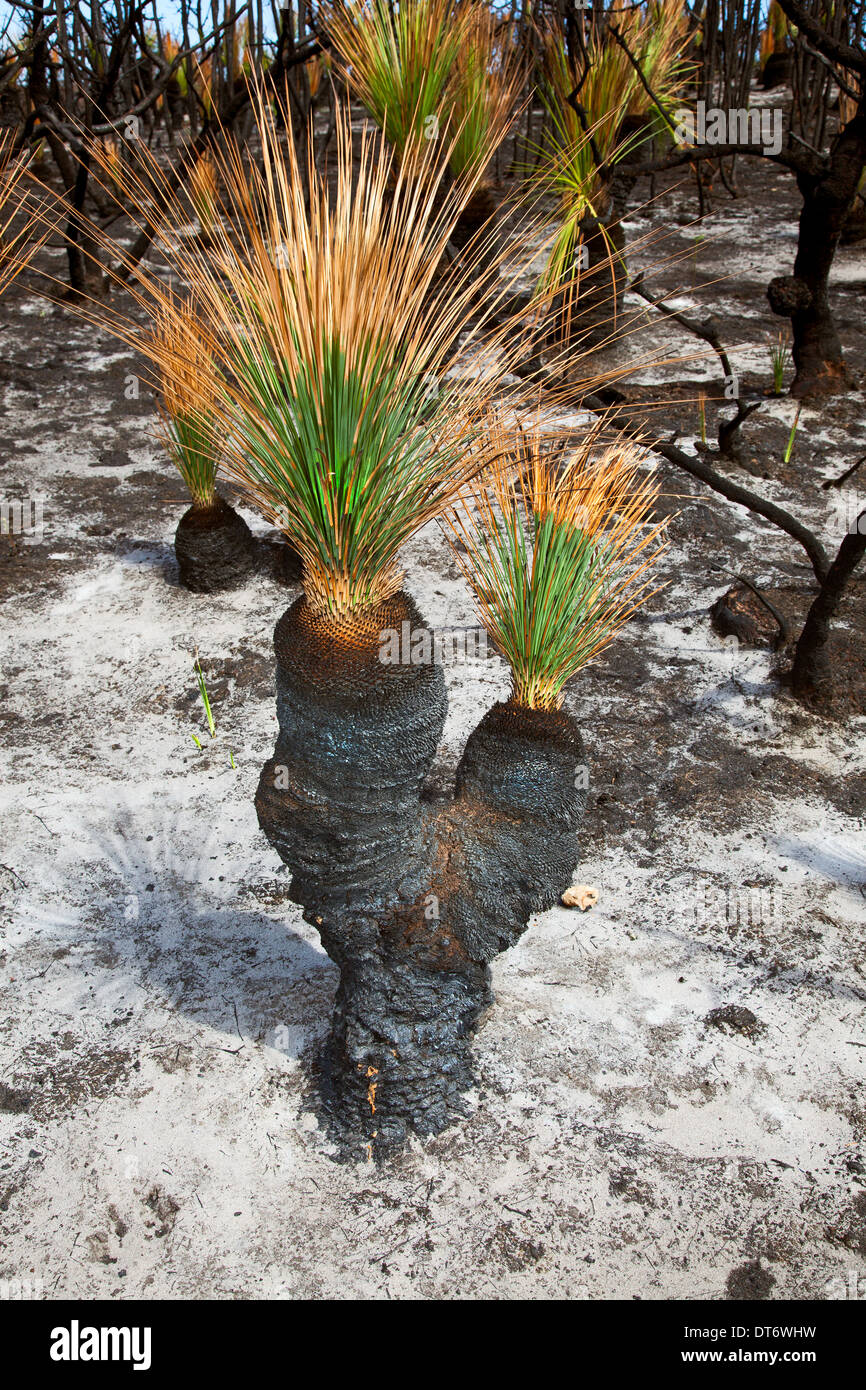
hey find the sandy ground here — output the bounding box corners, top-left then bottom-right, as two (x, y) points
(1, 151), (865, 1301)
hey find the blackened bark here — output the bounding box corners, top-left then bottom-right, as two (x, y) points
(760, 52), (792, 89)
(255, 594), (587, 1154)
(174, 495), (257, 592)
(256, 592), (453, 1149)
(791, 512), (866, 704)
(549, 214), (628, 354)
(444, 700), (587, 962)
(64, 158), (92, 296)
(768, 97), (866, 397)
(448, 184), (501, 307)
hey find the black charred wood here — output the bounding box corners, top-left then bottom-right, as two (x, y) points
(174, 495), (257, 593)
(255, 594), (587, 1155)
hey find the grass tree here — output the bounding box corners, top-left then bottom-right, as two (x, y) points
(221, 95), (664, 1150)
(529, 2), (691, 351)
(184, 95), (580, 1150)
(53, 81), (664, 1150)
(149, 297), (257, 592)
(443, 5), (524, 261)
(323, 0), (520, 266)
(759, 0), (792, 87)
(24, 137), (261, 594)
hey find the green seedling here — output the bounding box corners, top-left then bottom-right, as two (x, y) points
(194, 653), (216, 739)
(770, 331), (791, 394)
(783, 406), (801, 464)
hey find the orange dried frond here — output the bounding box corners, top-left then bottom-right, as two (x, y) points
(447, 415), (670, 708)
(0, 133), (49, 297)
(189, 151), (220, 226)
(148, 295), (221, 424)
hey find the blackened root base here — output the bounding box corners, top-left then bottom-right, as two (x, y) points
(258, 596), (587, 1157)
(174, 497), (258, 593)
(314, 954), (493, 1155)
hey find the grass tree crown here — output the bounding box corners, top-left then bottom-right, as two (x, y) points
(324, 0), (523, 183)
(322, 0), (472, 160)
(77, 82), (571, 625)
(447, 418), (670, 710)
(149, 295), (223, 510)
(530, 2), (693, 293)
(192, 91), (537, 622)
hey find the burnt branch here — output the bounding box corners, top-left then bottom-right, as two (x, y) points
(583, 394), (830, 585)
(617, 141), (818, 181)
(630, 272), (734, 379)
(775, 0), (866, 77)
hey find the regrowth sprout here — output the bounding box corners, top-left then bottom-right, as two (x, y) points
(447, 418), (669, 710)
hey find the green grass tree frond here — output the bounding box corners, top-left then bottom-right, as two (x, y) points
(447, 4), (525, 182)
(325, 1), (523, 197)
(71, 79), (580, 624)
(322, 0), (472, 162)
(199, 93), (524, 618)
(446, 416), (670, 709)
(148, 295), (223, 509)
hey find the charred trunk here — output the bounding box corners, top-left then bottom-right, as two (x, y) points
(256, 592), (454, 1150)
(767, 101), (866, 397)
(548, 213), (628, 356)
(791, 518), (866, 705)
(760, 52), (792, 89)
(174, 494), (257, 592)
(255, 595), (587, 1155)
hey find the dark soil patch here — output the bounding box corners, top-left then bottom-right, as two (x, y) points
(0, 1081), (32, 1113)
(726, 1258), (777, 1299)
(825, 1191), (866, 1256)
(705, 1004), (768, 1040)
(11, 1043), (134, 1121)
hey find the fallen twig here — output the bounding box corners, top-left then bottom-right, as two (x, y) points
(732, 573), (790, 645)
(822, 454), (866, 490)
